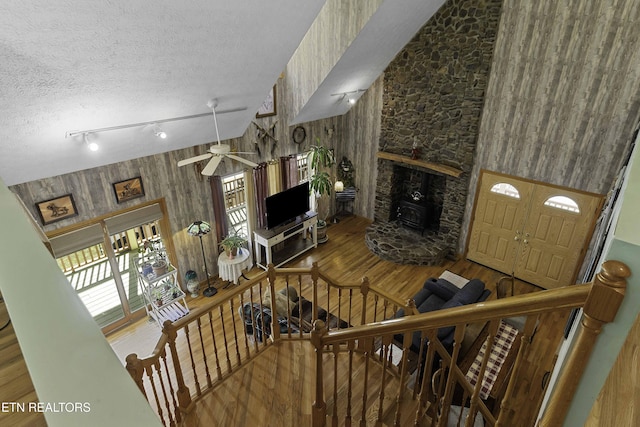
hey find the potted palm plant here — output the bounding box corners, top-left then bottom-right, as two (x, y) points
(308, 141), (336, 243)
(219, 234), (247, 258)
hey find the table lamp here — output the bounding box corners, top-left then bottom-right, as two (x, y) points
(186, 220), (217, 297)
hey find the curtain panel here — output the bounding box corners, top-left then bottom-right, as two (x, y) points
(280, 155), (299, 190)
(210, 175), (229, 243)
(253, 163), (269, 229)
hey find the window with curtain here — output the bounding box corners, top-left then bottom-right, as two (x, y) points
(297, 153), (309, 183)
(222, 172), (248, 238)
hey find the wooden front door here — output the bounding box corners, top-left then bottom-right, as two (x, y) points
(466, 171), (603, 289)
(467, 173), (534, 275)
(514, 186), (602, 289)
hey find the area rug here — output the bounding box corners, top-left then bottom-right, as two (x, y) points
(465, 320), (519, 400)
(439, 270), (469, 289)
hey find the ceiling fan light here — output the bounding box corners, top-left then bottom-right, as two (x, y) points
(155, 130), (167, 139)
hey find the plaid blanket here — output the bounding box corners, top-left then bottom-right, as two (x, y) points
(465, 320), (518, 400)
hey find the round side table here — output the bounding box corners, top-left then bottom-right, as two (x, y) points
(218, 247), (251, 287)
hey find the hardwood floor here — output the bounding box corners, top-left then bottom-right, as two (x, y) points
(0, 215), (575, 426)
(108, 215), (571, 426)
(0, 297), (46, 427)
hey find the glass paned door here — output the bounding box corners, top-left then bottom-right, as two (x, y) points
(110, 221), (162, 316)
(57, 243), (125, 328)
(55, 220), (165, 330)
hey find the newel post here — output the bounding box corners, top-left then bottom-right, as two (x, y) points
(359, 276), (370, 325)
(125, 353), (146, 398)
(163, 320), (193, 411)
(267, 264), (280, 341)
(311, 320), (328, 427)
(538, 260), (630, 426)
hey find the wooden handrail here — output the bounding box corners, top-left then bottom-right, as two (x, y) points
(309, 260), (629, 427)
(126, 260), (629, 427)
(318, 284), (591, 345)
(538, 259), (630, 425)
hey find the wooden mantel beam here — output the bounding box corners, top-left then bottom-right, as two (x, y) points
(376, 151), (463, 178)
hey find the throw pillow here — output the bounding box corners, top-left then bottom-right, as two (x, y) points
(423, 277), (458, 301)
(451, 279), (485, 305)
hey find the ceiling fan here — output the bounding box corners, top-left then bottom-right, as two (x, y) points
(177, 100), (258, 176)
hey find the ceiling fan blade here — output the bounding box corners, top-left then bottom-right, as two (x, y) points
(201, 156), (223, 175)
(177, 153), (212, 167)
(232, 151), (257, 155)
(226, 154), (259, 168)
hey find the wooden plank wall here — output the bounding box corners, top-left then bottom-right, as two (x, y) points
(285, 0), (383, 119)
(8, 77), (380, 281)
(461, 0), (640, 252)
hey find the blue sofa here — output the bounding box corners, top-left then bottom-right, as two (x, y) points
(395, 277), (491, 352)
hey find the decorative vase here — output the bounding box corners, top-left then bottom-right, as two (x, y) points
(152, 259), (168, 277)
(317, 220), (328, 244)
(185, 270), (199, 298)
(186, 280), (199, 298)
(141, 262), (153, 277)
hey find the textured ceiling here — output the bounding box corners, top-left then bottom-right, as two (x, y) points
(0, 0), (325, 185)
(0, 0), (444, 186)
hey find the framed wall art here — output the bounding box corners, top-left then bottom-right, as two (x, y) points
(256, 85), (277, 118)
(113, 176), (145, 204)
(36, 194), (78, 225)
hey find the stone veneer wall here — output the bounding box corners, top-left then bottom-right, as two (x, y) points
(371, 0), (503, 262)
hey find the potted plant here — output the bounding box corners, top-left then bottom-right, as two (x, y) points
(308, 141), (336, 243)
(151, 287), (164, 307)
(219, 234), (247, 258)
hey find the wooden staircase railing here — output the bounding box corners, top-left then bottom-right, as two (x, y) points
(124, 262), (407, 426)
(310, 260), (630, 427)
(124, 260), (629, 427)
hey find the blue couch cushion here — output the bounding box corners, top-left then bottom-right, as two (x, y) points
(423, 277), (459, 301)
(417, 294), (448, 314)
(450, 279), (485, 305)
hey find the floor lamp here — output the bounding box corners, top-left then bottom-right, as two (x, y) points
(187, 220), (217, 297)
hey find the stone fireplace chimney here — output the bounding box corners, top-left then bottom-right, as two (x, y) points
(364, 0), (501, 265)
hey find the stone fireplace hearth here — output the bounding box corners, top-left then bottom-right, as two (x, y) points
(365, 154), (466, 265)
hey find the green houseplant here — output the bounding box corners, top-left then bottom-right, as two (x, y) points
(308, 141), (336, 243)
(219, 234), (247, 258)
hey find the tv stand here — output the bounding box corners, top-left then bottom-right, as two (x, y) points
(254, 211), (318, 270)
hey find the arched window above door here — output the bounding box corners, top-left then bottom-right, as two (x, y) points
(544, 195), (580, 213)
(490, 183), (520, 199)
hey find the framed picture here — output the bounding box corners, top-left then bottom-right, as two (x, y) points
(256, 85), (277, 118)
(36, 194), (78, 225)
(113, 176), (145, 204)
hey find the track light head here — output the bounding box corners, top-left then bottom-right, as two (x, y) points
(84, 133), (99, 151)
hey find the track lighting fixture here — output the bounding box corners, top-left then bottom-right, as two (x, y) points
(84, 133), (99, 152)
(152, 124), (167, 139)
(331, 89), (366, 105)
(65, 106), (248, 139)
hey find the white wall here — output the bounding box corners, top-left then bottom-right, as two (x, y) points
(538, 136), (640, 426)
(0, 179), (161, 426)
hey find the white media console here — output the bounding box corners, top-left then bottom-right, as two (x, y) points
(253, 211), (318, 270)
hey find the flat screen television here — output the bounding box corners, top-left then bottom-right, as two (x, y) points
(265, 182), (310, 229)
